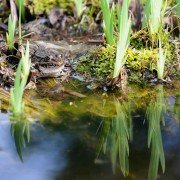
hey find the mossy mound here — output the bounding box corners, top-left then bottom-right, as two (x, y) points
(76, 31), (176, 84)
(32, 0), (101, 15)
(32, 0), (73, 14)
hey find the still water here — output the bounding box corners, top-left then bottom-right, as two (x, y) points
(0, 84), (179, 180)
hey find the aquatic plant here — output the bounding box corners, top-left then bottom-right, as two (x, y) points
(17, 0), (26, 44)
(142, 0), (167, 37)
(16, 0), (25, 20)
(10, 41), (31, 161)
(146, 86), (166, 180)
(10, 41), (31, 115)
(157, 39), (167, 79)
(6, 14), (16, 51)
(100, 0), (115, 45)
(73, 0), (85, 18)
(113, 0), (131, 78)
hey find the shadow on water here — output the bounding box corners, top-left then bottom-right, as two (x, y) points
(0, 84), (179, 180)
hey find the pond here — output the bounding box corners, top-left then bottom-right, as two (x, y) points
(0, 81), (179, 180)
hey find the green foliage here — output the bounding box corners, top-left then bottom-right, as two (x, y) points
(10, 41), (31, 161)
(16, 0), (25, 20)
(157, 39), (167, 79)
(100, 0), (115, 45)
(6, 14), (16, 51)
(17, 0), (26, 44)
(10, 41), (31, 115)
(73, 0), (85, 18)
(113, 0), (131, 77)
(175, 0), (180, 16)
(142, 0), (167, 38)
(77, 33), (175, 83)
(77, 45), (159, 79)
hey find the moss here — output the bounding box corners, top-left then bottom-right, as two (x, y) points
(130, 30), (152, 49)
(32, 0), (101, 15)
(77, 45), (116, 79)
(32, 0), (73, 14)
(77, 30), (176, 83)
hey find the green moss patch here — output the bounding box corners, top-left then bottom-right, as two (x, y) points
(76, 31), (176, 83)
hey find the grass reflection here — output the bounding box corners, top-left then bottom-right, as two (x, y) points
(146, 85), (166, 180)
(10, 115), (30, 161)
(174, 95), (180, 125)
(98, 99), (132, 176)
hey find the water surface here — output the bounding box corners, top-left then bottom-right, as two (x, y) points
(0, 84), (179, 180)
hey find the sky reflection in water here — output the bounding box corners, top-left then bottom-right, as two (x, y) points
(0, 113), (67, 180)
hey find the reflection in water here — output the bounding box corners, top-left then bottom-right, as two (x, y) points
(98, 99), (132, 176)
(0, 94), (30, 161)
(0, 117), (67, 180)
(146, 86), (165, 180)
(10, 115), (30, 161)
(0, 85), (179, 179)
(174, 95), (180, 124)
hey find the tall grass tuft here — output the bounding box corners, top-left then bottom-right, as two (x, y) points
(142, 0), (167, 36)
(157, 39), (167, 79)
(6, 14), (16, 51)
(73, 0), (85, 18)
(146, 86), (166, 180)
(10, 41), (31, 161)
(101, 0), (115, 45)
(113, 0), (131, 78)
(17, 0), (25, 20)
(17, 0), (25, 45)
(10, 41), (31, 115)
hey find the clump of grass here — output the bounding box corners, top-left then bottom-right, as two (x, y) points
(175, 0), (180, 16)
(142, 0), (167, 38)
(6, 14), (16, 51)
(10, 41), (31, 161)
(17, 0), (26, 45)
(157, 39), (167, 79)
(10, 41), (31, 116)
(100, 0), (115, 45)
(113, 0), (131, 78)
(17, 0), (25, 21)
